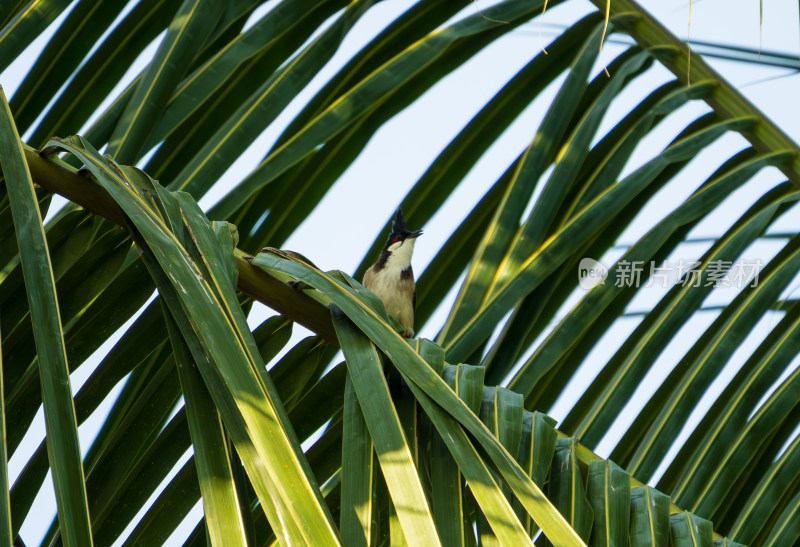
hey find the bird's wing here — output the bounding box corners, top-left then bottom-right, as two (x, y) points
(362, 266), (375, 290)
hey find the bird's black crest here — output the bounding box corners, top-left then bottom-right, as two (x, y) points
(392, 207), (407, 233)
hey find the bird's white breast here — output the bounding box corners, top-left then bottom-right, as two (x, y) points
(364, 239), (416, 336)
(369, 279), (413, 336)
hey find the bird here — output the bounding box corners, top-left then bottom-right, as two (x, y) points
(363, 208), (423, 338)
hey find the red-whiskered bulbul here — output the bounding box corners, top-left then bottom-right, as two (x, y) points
(363, 208), (422, 338)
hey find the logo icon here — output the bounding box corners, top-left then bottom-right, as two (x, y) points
(579, 258), (608, 290)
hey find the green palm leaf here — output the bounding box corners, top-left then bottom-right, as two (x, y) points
(2, 0), (800, 544)
(0, 90), (92, 546)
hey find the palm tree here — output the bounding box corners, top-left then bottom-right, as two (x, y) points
(0, 0), (798, 544)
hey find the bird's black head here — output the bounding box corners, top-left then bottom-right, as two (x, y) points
(385, 207), (423, 248)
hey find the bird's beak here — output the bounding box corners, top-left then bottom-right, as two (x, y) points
(407, 229), (423, 239)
